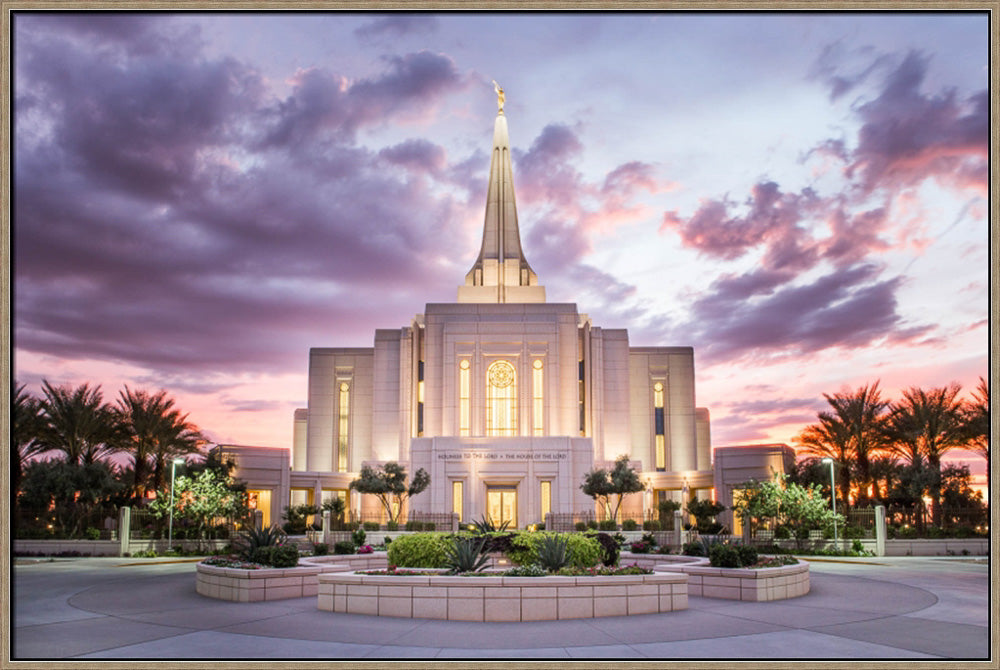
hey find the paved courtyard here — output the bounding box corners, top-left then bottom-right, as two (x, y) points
(9, 555), (992, 661)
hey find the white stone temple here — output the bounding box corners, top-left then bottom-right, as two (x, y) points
(218, 90), (788, 531)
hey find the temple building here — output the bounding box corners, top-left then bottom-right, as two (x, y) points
(219, 89), (783, 530)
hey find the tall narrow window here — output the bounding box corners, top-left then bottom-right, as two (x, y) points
(486, 360), (517, 436)
(540, 480), (551, 522)
(532, 359), (544, 435)
(654, 382), (665, 471)
(452, 480), (463, 522)
(338, 382), (350, 472)
(459, 360), (471, 436)
(417, 360), (424, 437)
(578, 359), (586, 435)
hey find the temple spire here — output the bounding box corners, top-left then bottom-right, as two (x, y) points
(458, 86), (545, 304)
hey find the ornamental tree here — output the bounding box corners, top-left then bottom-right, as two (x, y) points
(733, 473), (843, 549)
(349, 462), (430, 524)
(580, 455), (645, 525)
(149, 467), (249, 542)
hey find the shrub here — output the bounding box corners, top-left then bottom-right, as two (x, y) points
(405, 521), (423, 531)
(587, 520), (598, 530)
(386, 533), (451, 568)
(362, 521), (380, 531)
(622, 519), (638, 531)
(598, 520), (617, 531)
(250, 544), (299, 568)
(333, 541), (356, 555)
(683, 541), (705, 556)
(575, 521), (588, 532)
(736, 544), (758, 566)
(536, 534), (569, 571)
(774, 525), (791, 540)
(508, 532), (602, 569)
(312, 542), (330, 556)
(641, 532), (657, 546)
(589, 532), (620, 567)
(386, 521), (399, 531)
(842, 524), (866, 539)
(643, 520), (660, 531)
(425, 522), (435, 531)
(444, 536), (489, 574)
(629, 541), (651, 554)
(708, 543), (741, 568)
(236, 525), (286, 561)
(84, 527), (101, 540)
(351, 528), (367, 546)
(503, 563), (547, 577)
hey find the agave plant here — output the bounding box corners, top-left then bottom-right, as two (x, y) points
(471, 515), (510, 535)
(536, 534), (569, 572)
(236, 524), (286, 561)
(445, 536), (490, 574)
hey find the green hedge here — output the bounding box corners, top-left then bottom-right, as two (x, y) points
(507, 532), (601, 568)
(386, 532), (452, 568)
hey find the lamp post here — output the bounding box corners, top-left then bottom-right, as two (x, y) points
(167, 457), (186, 550)
(822, 458), (838, 547)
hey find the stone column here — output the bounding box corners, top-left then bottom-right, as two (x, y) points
(322, 510), (331, 545)
(875, 505), (886, 557)
(673, 509), (684, 552)
(118, 507), (131, 557)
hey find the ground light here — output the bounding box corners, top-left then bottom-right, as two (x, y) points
(167, 457), (185, 549)
(822, 457), (838, 547)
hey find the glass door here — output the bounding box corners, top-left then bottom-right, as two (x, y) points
(486, 486), (517, 528)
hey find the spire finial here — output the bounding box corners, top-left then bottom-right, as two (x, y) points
(492, 80), (505, 114)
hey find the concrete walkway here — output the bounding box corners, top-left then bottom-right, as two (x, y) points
(10, 556), (992, 661)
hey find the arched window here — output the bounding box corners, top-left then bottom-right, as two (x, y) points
(486, 360), (517, 436)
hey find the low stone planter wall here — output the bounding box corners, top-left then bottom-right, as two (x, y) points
(884, 538), (988, 556)
(317, 570), (688, 621)
(619, 552), (809, 602)
(672, 560), (809, 601)
(195, 553), (389, 602)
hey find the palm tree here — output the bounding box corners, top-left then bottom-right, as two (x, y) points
(146, 404), (204, 496)
(962, 377), (989, 491)
(795, 415), (852, 510)
(117, 387), (198, 502)
(824, 382), (890, 505)
(36, 381), (122, 465)
(887, 384), (966, 526)
(12, 383), (46, 502)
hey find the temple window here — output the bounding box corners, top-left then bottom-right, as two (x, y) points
(486, 360), (517, 436)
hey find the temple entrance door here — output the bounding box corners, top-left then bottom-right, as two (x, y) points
(486, 486), (517, 529)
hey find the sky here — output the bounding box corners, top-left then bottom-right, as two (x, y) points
(11, 11), (990, 491)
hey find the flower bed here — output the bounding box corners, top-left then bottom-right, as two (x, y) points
(316, 569), (688, 621)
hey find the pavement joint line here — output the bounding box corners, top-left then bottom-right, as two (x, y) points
(114, 558), (205, 567)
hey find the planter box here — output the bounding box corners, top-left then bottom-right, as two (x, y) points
(195, 553), (390, 602)
(317, 570), (688, 621)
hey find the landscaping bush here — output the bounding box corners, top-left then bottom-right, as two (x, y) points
(425, 522), (435, 531)
(598, 520), (617, 531)
(508, 532), (602, 569)
(405, 521), (424, 531)
(333, 541), (356, 555)
(588, 532), (620, 567)
(842, 524), (866, 539)
(642, 520), (660, 531)
(622, 519), (638, 531)
(575, 522), (588, 532)
(736, 544), (758, 567)
(629, 541), (652, 553)
(362, 522), (380, 531)
(587, 520), (598, 530)
(386, 533), (452, 568)
(386, 521), (399, 531)
(707, 543), (741, 568)
(250, 544), (299, 568)
(351, 528), (367, 546)
(536, 534), (569, 571)
(312, 542), (329, 556)
(682, 541), (705, 556)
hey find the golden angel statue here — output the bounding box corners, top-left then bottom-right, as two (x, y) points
(492, 80), (505, 113)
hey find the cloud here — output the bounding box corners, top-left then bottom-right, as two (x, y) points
(353, 15), (438, 41)
(14, 19), (474, 377)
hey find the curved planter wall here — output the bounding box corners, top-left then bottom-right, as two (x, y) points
(618, 552), (810, 601)
(195, 551), (808, 608)
(316, 571), (688, 621)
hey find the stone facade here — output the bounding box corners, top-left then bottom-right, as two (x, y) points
(220, 100), (790, 526)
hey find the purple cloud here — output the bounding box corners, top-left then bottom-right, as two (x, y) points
(353, 15), (438, 41)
